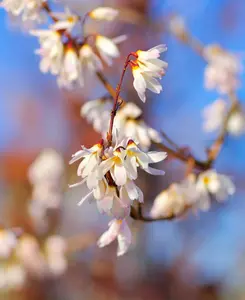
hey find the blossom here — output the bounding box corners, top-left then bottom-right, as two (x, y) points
(98, 219), (131, 256)
(226, 110), (245, 136)
(89, 7), (119, 21)
(51, 8), (79, 32)
(28, 149), (64, 185)
(28, 149), (64, 232)
(202, 99), (245, 136)
(202, 99), (226, 133)
(150, 175), (197, 218)
(1, 0), (45, 22)
(45, 235), (67, 276)
(124, 139), (167, 177)
(204, 44), (242, 94)
(169, 15), (187, 40)
(196, 169), (235, 211)
(95, 34), (127, 65)
(31, 29), (64, 75)
(131, 45), (168, 102)
(0, 229), (17, 259)
(81, 97), (112, 133)
(115, 102), (162, 150)
(69, 141), (103, 189)
(79, 44), (103, 74)
(57, 46), (83, 88)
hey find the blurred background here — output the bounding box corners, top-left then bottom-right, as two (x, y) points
(1, 0), (245, 299)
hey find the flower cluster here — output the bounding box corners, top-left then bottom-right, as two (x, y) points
(129, 45), (168, 102)
(28, 149), (65, 232)
(0, 0), (46, 23)
(70, 138), (166, 255)
(203, 99), (245, 136)
(29, 6), (126, 88)
(151, 170), (235, 218)
(0, 232), (67, 290)
(204, 44), (242, 94)
(81, 100), (162, 150)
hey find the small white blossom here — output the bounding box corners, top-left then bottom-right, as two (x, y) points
(131, 45), (168, 102)
(31, 29), (64, 75)
(51, 8), (79, 32)
(81, 97), (112, 133)
(79, 43), (103, 74)
(204, 44), (242, 94)
(57, 46), (83, 88)
(45, 235), (67, 276)
(1, 0), (45, 23)
(5, 265), (26, 289)
(69, 141), (103, 189)
(98, 219), (131, 256)
(227, 110), (245, 136)
(169, 15), (187, 39)
(150, 175), (197, 218)
(0, 230), (17, 259)
(89, 7), (119, 21)
(95, 34), (127, 66)
(115, 102), (162, 150)
(123, 139), (167, 177)
(196, 169), (235, 211)
(203, 99), (245, 136)
(202, 99), (226, 133)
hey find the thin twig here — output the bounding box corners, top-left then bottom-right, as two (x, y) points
(106, 53), (135, 146)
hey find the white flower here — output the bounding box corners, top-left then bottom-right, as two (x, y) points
(1, 0), (45, 22)
(0, 230), (17, 259)
(115, 102), (162, 150)
(45, 235), (67, 276)
(28, 149), (64, 185)
(79, 44), (103, 74)
(131, 45), (168, 102)
(89, 7), (119, 21)
(98, 219), (131, 256)
(202, 99), (226, 133)
(169, 15), (187, 39)
(202, 99), (245, 136)
(99, 147), (129, 186)
(31, 29), (64, 75)
(227, 110), (245, 136)
(51, 7), (79, 32)
(196, 169), (235, 211)
(204, 44), (242, 94)
(95, 34), (127, 65)
(124, 139), (167, 177)
(57, 46), (83, 88)
(150, 175), (197, 218)
(69, 141), (103, 189)
(81, 97), (112, 133)
(6, 265), (26, 289)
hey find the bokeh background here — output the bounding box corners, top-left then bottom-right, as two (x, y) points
(1, 0), (245, 299)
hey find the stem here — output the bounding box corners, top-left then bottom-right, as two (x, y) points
(42, 1), (58, 22)
(106, 53), (135, 146)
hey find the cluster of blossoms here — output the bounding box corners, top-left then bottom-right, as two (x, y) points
(129, 45), (168, 102)
(0, 0), (46, 23)
(203, 44), (242, 95)
(70, 138), (166, 255)
(203, 99), (245, 136)
(81, 100), (162, 151)
(28, 149), (65, 232)
(0, 231), (67, 290)
(151, 170), (235, 218)
(30, 6), (125, 88)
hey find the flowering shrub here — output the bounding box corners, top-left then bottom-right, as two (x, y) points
(0, 0), (244, 291)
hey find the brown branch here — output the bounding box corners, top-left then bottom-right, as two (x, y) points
(130, 204), (175, 222)
(106, 54), (133, 145)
